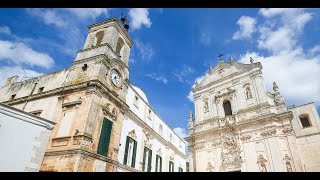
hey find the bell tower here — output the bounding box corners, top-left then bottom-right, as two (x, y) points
(39, 17), (135, 172)
(76, 17), (133, 66)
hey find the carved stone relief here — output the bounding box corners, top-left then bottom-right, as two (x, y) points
(240, 133), (252, 142)
(128, 129), (137, 140)
(260, 127), (276, 137)
(257, 154), (268, 172)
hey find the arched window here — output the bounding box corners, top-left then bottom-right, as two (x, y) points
(299, 114), (312, 128)
(223, 100), (232, 116)
(95, 31), (104, 46)
(116, 37), (124, 57)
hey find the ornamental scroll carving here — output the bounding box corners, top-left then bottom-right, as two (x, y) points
(260, 128), (276, 137)
(282, 126), (294, 135)
(240, 134), (252, 142)
(102, 103), (118, 121)
(128, 129), (137, 140)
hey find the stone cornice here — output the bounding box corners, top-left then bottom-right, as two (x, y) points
(188, 111), (293, 139)
(126, 109), (187, 159)
(75, 45), (129, 70)
(44, 149), (140, 172)
(3, 80), (129, 113)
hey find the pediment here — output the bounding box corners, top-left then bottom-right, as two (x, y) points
(195, 61), (260, 90)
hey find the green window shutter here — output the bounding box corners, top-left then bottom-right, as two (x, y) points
(123, 136), (130, 165)
(147, 149), (152, 172)
(172, 162), (174, 172)
(97, 118), (113, 157)
(160, 156), (162, 172)
(169, 161), (171, 172)
(132, 140), (137, 168)
(155, 155), (158, 172)
(142, 147), (147, 171)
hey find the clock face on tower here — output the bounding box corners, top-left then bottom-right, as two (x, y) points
(110, 69), (122, 87)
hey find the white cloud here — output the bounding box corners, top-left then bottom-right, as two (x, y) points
(239, 51), (320, 106)
(200, 32), (211, 45)
(232, 16), (257, 40)
(0, 66), (43, 87)
(135, 39), (154, 61)
(0, 40), (54, 69)
(129, 8), (152, 30)
(173, 127), (187, 138)
(26, 8), (66, 27)
(257, 8), (313, 54)
(187, 91), (194, 103)
(236, 8), (320, 106)
(0, 26), (11, 35)
(174, 65), (194, 83)
(187, 75), (205, 102)
(64, 8), (109, 20)
(146, 73), (168, 84)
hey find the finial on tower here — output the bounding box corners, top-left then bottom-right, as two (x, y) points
(230, 56), (235, 62)
(120, 13), (129, 31)
(250, 57), (254, 63)
(273, 82), (279, 94)
(189, 110), (193, 119)
(218, 53), (224, 62)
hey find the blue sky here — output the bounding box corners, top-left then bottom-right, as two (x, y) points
(0, 8), (319, 138)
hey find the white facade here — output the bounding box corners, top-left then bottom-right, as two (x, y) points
(0, 103), (55, 172)
(186, 58), (320, 172)
(117, 84), (188, 172)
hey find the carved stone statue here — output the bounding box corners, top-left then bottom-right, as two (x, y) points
(206, 162), (214, 172)
(257, 154), (267, 172)
(204, 101), (209, 112)
(245, 87), (253, 99)
(250, 57), (254, 63)
(230, 56), (235, 62)
(286, 162), (292, 172)
(273, 82), (279, 94)
(273, 82), (284, 105)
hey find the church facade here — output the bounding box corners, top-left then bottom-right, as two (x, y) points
(0, 17), (187, 172)
(185, 58), (320, 172)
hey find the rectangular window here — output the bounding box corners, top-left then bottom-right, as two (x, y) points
(300, 117), (311, 128)
(155, 155), (162, 172)
(169, 161), (174, 172)
(186, 162), (189, 172)
(143, 147), (152, 172)
(123, 136), (137, 168)
(97, 118), (113, 157)
(179, 167), (183, 172)
(56, 111), (75, 137)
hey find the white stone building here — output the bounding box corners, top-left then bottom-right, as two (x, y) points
(0, 103), (55, 172)
(117, 84), (188, 172)
(185, 58), (320, 172)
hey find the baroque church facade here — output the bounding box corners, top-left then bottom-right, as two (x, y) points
(0, 17), (187, 172)
(185, 58), (320, 172)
